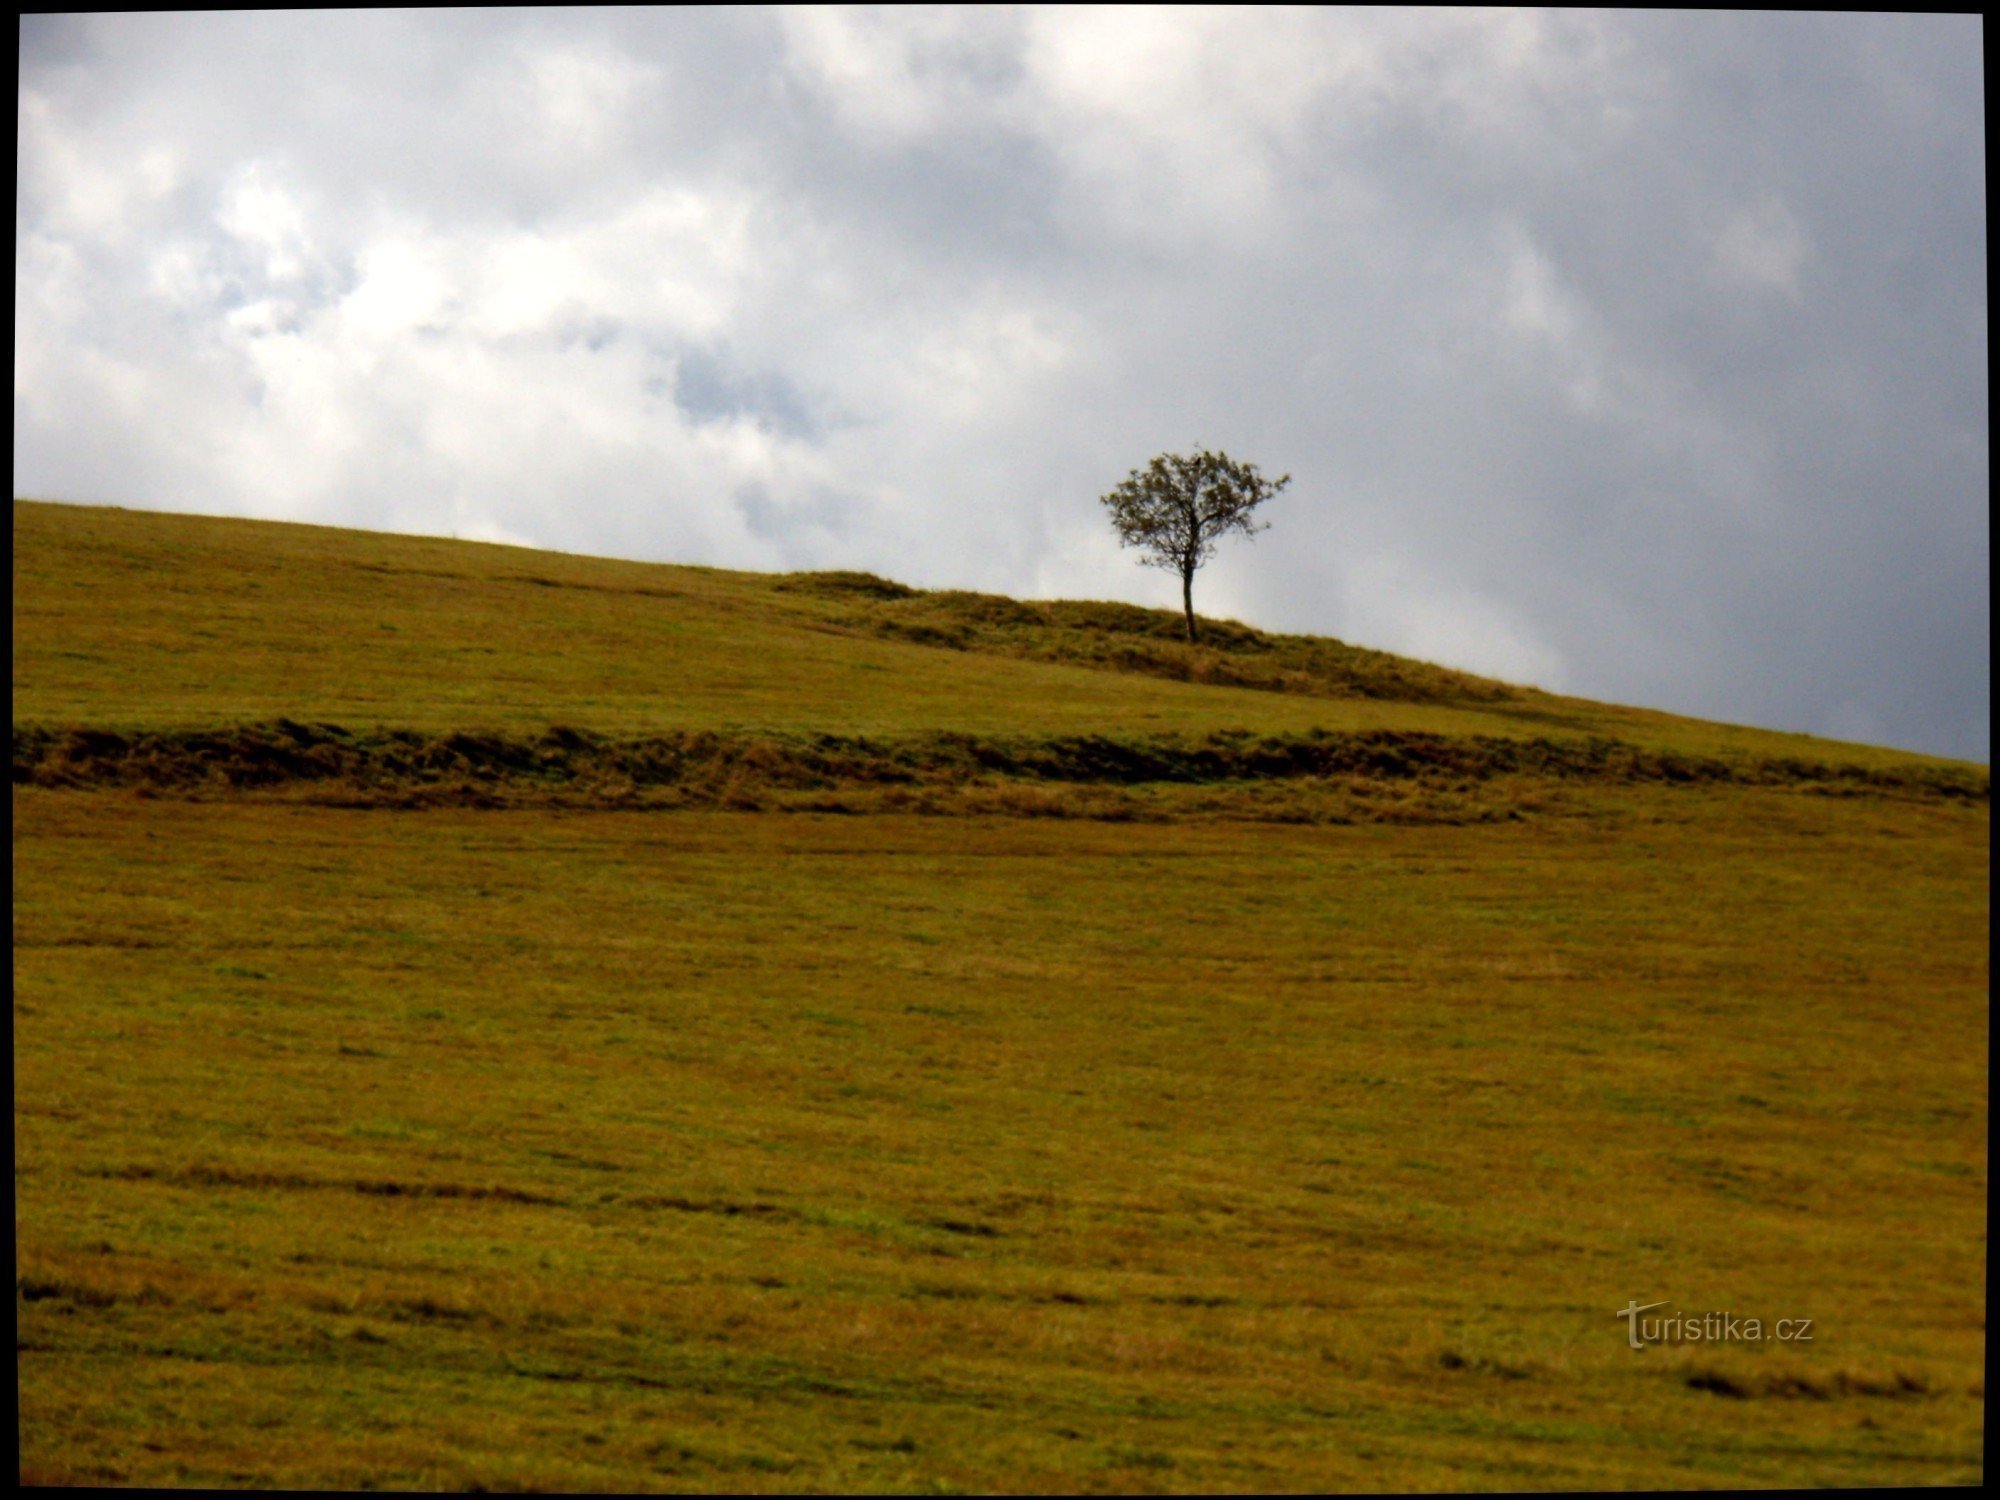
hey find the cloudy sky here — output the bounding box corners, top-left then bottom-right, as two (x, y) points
(16, 9), (1988, 759)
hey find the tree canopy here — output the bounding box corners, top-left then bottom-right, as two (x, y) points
(1099, 448), (1289, 643)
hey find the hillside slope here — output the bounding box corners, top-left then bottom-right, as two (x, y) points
(12, 499), (1965, 763)
(14, 495), (1988, 1489)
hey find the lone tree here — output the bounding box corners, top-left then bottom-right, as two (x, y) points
(1099, 447), (1290, 643)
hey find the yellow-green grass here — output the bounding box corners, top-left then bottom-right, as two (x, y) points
(14, 787), (1986, 1490)
(12, 496), (1989, 1489)
(14, 499), (1970, 773)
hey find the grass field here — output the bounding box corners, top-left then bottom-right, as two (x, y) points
(12, 499), (1989, 1489)
(13, 499), (1957, 769)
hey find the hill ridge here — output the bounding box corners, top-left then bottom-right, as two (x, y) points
(13, 499), (1978, 776)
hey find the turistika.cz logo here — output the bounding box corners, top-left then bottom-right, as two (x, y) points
(1615, 1299), (1814, 1351)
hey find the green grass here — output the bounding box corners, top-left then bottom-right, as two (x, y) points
(15, 793), (1987, 1489)
(11, 498), (1989, 1488)
(14, 499), (1973, 772)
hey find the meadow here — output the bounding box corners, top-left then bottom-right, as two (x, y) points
(12, 500), (1989, 1490)
(12, 499), (1950, 767)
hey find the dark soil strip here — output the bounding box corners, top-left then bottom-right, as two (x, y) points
(12, 721), (1986, 806)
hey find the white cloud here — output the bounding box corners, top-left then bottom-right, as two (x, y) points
(1341, 552), (1569, 690)
(1487, 222), (1610, 415)
(775, 5), (1022, 139)
(339, 238), (457, 341)
(1015, 6), (1348, 233)
(18, 88), (183, 239)
(216, 162), (317, 283)
(517, 37), (658, 160)
(1712, 194), (1811, 300)
(1399, 8), (1645, 156)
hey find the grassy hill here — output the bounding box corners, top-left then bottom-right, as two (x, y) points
(12, 498), (1546, 737)
(17, 496), (1971, 760)
(12, 498), (1988, 1489)
(12, 500), (1979, 811)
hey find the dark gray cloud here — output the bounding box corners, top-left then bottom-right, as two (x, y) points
(16, 9), (1987, 758)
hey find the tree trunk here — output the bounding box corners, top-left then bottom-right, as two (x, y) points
(1182, 566), (1197, 644)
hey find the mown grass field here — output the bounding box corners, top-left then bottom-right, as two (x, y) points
(12, 499), (1990, 1489)
(13, 499), (1951, 769)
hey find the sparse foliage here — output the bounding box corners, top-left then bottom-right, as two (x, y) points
(1099, 448), (1290, 642)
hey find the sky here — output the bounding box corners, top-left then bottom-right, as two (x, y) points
(15, 8), (1989, 760)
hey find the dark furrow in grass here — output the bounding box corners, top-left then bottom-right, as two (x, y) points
(86, 1162), (564, 1205)
(13, 721), (1987, 811)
